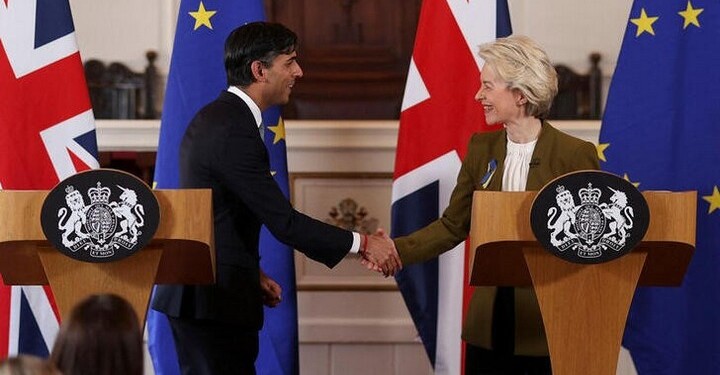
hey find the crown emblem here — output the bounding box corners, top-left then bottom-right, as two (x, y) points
(88, 182), (111, 204)
(65, 185), (80, 196)
(579, 183), (601, 205)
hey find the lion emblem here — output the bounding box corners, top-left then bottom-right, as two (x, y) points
(57, 186), (89, 248)
(547, 186), (578, 247)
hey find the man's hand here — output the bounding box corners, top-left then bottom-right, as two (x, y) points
(360, 228), (402, 277)
(260, 269), (282, 308)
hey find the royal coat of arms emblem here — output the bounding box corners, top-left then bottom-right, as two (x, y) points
(41, 169), (159, 263)
(531, 171), (649, 264)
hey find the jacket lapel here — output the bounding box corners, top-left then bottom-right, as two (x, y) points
(526, 122), (555, 190)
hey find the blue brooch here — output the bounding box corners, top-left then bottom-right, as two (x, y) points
(479, 159), (497, 189)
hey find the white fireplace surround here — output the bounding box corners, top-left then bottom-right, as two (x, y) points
(96, 120), (601, 171)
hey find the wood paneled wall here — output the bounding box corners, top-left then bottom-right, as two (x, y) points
(266, 0), (422, 119)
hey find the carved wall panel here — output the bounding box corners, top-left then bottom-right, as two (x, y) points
(290, 172), (395, 290)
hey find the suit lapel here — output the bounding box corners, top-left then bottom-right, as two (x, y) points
(218, 90), (264, 136)
(526, 122), (555, 190)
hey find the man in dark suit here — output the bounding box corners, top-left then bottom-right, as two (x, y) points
(151, 22), (401, 375)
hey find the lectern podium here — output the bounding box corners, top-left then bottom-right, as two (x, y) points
(469, 190), (696, 375)
(0, 189), (214, 327)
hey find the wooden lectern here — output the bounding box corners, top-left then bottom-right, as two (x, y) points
(0, 189), (214, 327)
(469, 191), (696, 375)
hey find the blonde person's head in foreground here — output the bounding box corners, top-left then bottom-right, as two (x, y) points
(0, 354), (60, 375)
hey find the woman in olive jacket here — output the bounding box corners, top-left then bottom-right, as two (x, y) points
(393, 35), (599, 374)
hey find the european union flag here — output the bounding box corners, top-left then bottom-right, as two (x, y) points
(149, 1), (298, 374)
(599, 1), (720, 373)
(257, 107), (299, 375)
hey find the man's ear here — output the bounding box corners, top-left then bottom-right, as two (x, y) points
(251, 60), (266, 82)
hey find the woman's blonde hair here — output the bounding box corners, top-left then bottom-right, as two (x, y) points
(478, 35), (558, 118)
(0, 355), (60, 375)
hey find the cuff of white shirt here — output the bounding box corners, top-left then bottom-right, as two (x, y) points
(349, 232), (361, 254)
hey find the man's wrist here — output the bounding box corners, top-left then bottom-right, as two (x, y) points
(360, 233), (368, 256)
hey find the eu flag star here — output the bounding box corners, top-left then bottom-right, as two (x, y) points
(596, 143), (609, 162)
(189, 2), (217, 30)
(268, 118), (286, 145)
(623, 173), (640, 188)
(631, 8), (659, 37)
(678, 1), (703, 29)
(702, 186), (720, 214)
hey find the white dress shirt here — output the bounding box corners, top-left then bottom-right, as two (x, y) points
(502, 137), (538, 192)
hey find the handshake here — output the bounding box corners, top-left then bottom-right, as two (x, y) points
(359, 229), (402, 277)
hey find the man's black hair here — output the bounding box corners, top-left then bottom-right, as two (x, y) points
(224, 22), (298, 87)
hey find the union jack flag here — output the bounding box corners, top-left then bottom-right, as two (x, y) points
(392, 1), (510, 373)
(0, 0), (98, 358)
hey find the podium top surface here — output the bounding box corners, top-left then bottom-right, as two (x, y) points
(0, 189), (215, 285)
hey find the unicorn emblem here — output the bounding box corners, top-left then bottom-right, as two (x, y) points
(109, 185), (145, 243)
(599, 187), (634, 247)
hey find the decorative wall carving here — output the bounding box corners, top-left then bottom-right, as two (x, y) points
(290, 172), (395, 290)
(325, 198), (379, 235)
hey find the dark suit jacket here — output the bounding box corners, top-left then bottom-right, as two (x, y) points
(152, 91), (353, 330)
(395, 122), (599, 355)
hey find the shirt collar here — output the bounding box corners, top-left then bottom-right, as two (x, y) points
(227, 86), (262, 128)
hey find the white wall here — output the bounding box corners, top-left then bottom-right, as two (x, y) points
(69, 0), (179, 73)
(509, 1), (632, 75)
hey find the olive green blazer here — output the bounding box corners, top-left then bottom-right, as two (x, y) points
(395, 122), (600, 355)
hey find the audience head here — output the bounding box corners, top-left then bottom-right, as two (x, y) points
(0, 354), (60, 375)
(49, 294), (142, 375)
